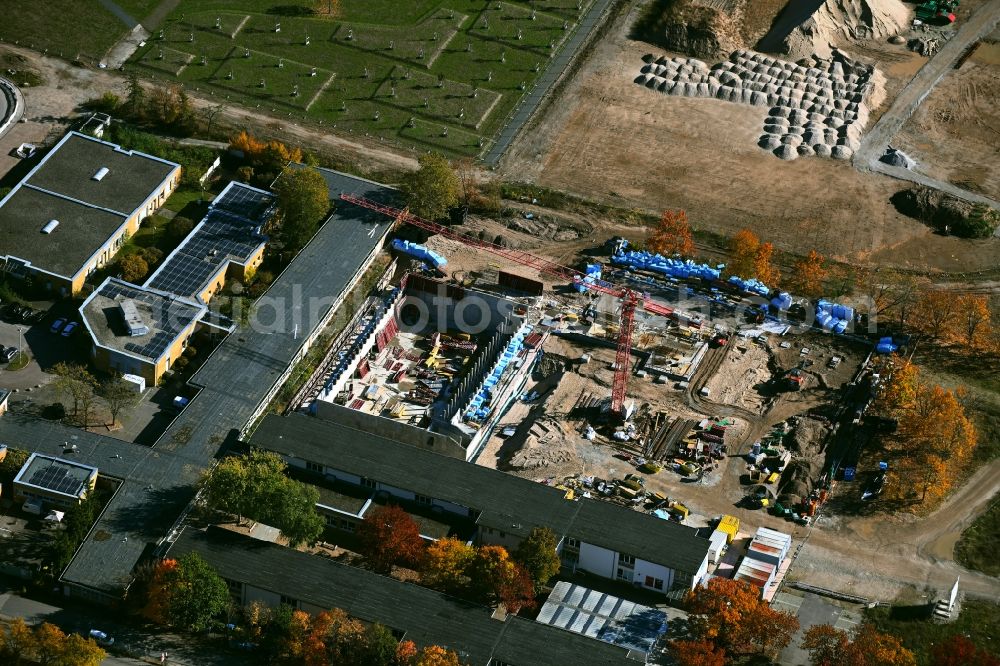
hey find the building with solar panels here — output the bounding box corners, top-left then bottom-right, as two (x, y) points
(80, 278), (207, 385)
(12, 453), (98, 511)
(0, 131), (181, 296)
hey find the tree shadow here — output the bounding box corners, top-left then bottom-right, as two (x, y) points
(102, 484), (196, 539)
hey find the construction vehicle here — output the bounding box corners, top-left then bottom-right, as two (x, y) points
(784, 367), (804, 391)
(916, 0), (958, 23)
(342, 195), (678, 418)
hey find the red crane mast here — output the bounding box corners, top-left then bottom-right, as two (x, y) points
(341, 193), (673, 416)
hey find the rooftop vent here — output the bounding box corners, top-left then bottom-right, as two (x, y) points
(119, 299), (149, 337)
(92, 167), (110, 181)
(41, 220), (59, 234)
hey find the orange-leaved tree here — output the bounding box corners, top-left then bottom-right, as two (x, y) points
(900, 383), (977, 502)
(647, 209), (695, 258)
(754, 241), (781, 287)
(357, 504), (426, 573)
(874, 356), (920, 416)
(141, 558), (179, 625)
(791, 250), (828, 299)
(668, 639), (726, 666)
(728, 228), (760, 279)
(412, 644), (462, 666)
(955, 294), (992, 349)
(685, 577), (799, 657)
(467, 545), (537, 613)
(931, 634), (1000, 666)
(421, 537), (474, 593)
(913, 286), (958, 341)
(803, 623), (915, 666)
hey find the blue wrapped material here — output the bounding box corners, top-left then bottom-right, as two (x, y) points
(610, 249), (723, 282)
(576, 263), (603, 293)
(815, 300), (852, 335)
(391, 239), (447, 269)
(727, 275), (770, 296)
(770, 292), (792, 311)
(876, 337), (898, 354)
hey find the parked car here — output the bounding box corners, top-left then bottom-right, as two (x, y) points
(88, 629), (114, 646)
(61, 321), (78, 337)
(50, 318), (66, 334)
(1, 347), (18, 363)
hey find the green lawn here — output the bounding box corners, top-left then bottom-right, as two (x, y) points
(128, 0), (597, 156)
(113, 0), (165, 23)
(955, 495), (1000, 577)
(865, 600), (1000, 665)
(0, 1), (128, 62)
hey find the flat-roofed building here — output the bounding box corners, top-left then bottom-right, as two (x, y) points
(0, 132), (181, 296)
(13, 453), (98, 510)
(80, 278), (207, 385)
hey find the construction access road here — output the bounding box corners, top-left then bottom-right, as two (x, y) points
(854, 0), (1000, 213)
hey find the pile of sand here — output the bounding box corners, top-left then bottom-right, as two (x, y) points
(782, 0), (911, 59)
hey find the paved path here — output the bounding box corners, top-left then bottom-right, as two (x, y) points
(483, 0), (617, 166)
(97, 0), (139, 29)
(854, 0), (1000, 210)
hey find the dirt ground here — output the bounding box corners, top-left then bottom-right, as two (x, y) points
(501, 2), (1000, 273)
(892, 40), (1000, 201)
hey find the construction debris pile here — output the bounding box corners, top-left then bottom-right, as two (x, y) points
(635, 48), (886, 160)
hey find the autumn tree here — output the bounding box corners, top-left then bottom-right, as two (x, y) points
(2, 618), (36, 666)
(230, 131), (304, 176)
(119, 253), (149, 283)
(412, 645), (462, 666)
(754, 241), (781, 287)
(685, 577), (799, 657)
(99, 375), (135, 428)
(913, 286), (958, 341)
(141, 558), (179, 624)
(513, 527), (561, 592)
(727, 228), (759, 279)
(955, 294), (991, 349)
(201, 450), (324, 546)
(646, 209), (695, 258)
(357, 504), (426, 573)
(273, 166), (331, 251)
(931, 634), (1000, 666)
(125, 71), (145, 119)
(0, 620), (105, 666)
(791, 250), (829, 299)
(467, 545), (537, 613)
(401, 153), (460, 221)
(667, 639), (726, 666)
(158, 553), (231, 631)
(51, 363), (97, 425)
(422, 537), (474, 593)
(874, 356), (920, 416)
(803, 623), (915, 666)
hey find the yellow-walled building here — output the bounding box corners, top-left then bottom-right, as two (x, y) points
(0, 131), (181, 297)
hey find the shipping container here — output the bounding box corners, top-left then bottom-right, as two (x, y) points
(717, 514), (740, 544)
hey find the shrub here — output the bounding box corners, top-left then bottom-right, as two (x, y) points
(139, 247), (164, 266)
(119, 254), (149, 283)
(168, 217), (194, 242)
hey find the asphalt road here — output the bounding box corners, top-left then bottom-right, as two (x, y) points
(482, 0), (616, 166)
(854, 1), (1000, 210)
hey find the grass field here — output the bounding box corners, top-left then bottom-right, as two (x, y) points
(0, 1), (128, 63)
(865, 600), (1000, 665)
(128, 0), (596, 156)
(955, 494), (999, 577)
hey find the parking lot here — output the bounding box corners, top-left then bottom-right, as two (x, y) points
(0, 299), (85, 390)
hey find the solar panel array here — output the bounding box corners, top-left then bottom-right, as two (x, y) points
(146, 209), (267, 298)
(211, 182), (275, 224)
(28, 462), (87, 496)
(99, 281), (202, 360)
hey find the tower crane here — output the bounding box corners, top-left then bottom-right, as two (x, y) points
(341, 194), (676, 417)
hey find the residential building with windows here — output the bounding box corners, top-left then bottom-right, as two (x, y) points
(0, 131), (180, 296)
(251, 413), (711, 593)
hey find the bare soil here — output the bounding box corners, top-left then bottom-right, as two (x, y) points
(893, 42), (1000, 201)
(502, 2), (998, 273)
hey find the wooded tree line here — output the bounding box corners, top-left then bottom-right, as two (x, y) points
(874, 357), (978, 503)
(1, 618), (106, 666)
